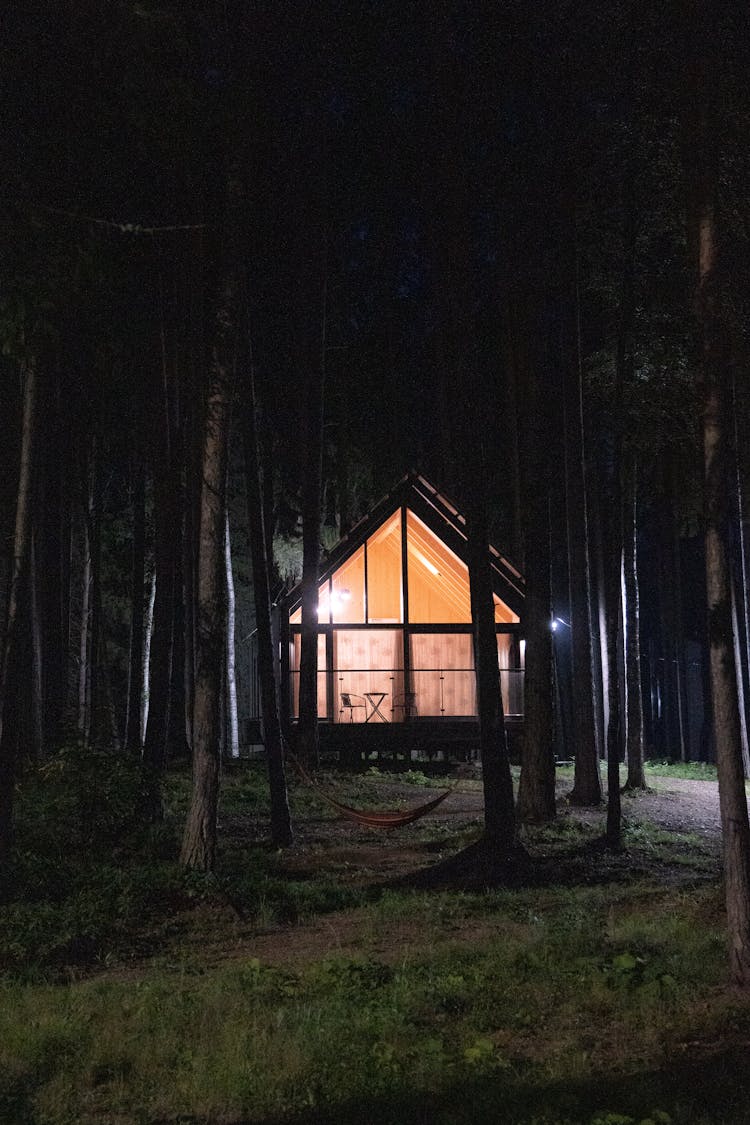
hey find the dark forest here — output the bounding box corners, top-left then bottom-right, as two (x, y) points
(2, 3), (750, 1123)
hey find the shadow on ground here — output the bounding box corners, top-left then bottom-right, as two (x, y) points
(247, 1039), (750, 1125)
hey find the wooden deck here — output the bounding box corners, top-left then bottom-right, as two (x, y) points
(311, 718), (523, 768)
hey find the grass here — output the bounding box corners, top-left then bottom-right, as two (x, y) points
(1, 749), (749, 1124)
(644, 761), (718, 781)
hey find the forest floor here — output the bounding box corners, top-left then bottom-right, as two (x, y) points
(192, 765), (725, 970)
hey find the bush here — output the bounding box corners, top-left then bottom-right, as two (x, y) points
(1, 744), (182, 977)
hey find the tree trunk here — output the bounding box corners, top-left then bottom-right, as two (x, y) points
(730, 376), (750, 776)
(141, 568), (156, 744)
(585, 466), (608, 759)
(77, 493), (92, 741)
(565, 288), (602, 806)
(38, 369), (68, 748)
(467, 481), (518, 853)
(182, 395), (199, 756)
(704, 363), (750, 985)
(29, 532), (44, 760)
(730, 574), (750, 776)
(85, 438), (106, 746)
(181, 166), (240, 872)
(624, 463), (646, 788)
(142, 357), (177, 803)
(686, 12), (750, 985)
(242, 352), (293, 846)
(517, 302), (556, 823)
(517, 500), (556, 823)
(296, 274), (327, 767)
(125, 457), (147, 753)
(224, 510), (239, 759)
(0, 358), (38, 865)
(603, 537), (623, 849)
(604, 156), (637, 850)
(659, 456), (689, 761)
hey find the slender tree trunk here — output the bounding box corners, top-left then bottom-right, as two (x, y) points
(604, 539), (623, 848)
(141, 568), (156, 744)
(39, 370), (67, 747)
(296, 273), (327, 767)
(29, 533), (44, 760)
(260, 426), (277, 588)
(517, 499), (556, 823)
(624, 463), (646, 788)
(183, 399), (199, 756)
(125, 457), (146, 753)
(659, 456), (689, 761)
(142, 368), (176, 799)
(604, 160), (637, 849)
(517, 302), (556, 823)
(500, 304), (525, 569)
(602, 444), (624, 850)
(586, 466), (608, 758)
(730, 575), (750, 776)
(86, 438), (106, 745)
(566, 282), (602, 806)
(224, 510), (239, 759)
(77, 460), (93, 741)
(59, 458), (73, 731)
(0, 359), (38, 865)
(243, 352), (293, 846)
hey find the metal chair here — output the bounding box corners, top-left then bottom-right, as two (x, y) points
(340, 692), (367, 722)
(391, 691), (418, 720)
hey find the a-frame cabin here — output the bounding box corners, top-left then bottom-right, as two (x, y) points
(269, 474), (525, 763)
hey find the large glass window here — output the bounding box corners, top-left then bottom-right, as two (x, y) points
(333, 629), (403, 722)
(410, 633), (476, 716)
(289, 506), (518, 630)
(493, 593), (518, 624)
(407, 510), (472, 623)
(290, 633), (327, 717)
(331, 547), (365, 623)
(366, 511), (403, 622)
(289, 581), (330, 625)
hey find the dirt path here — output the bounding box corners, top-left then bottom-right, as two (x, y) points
(619, 775), (722, 840)
(281, 771), (725, 858)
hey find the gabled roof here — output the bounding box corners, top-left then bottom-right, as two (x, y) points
(282, 472), (525, 619)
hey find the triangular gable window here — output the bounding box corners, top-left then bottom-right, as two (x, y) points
(289, 506), (518, 626)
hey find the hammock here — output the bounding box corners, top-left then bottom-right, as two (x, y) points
(286, 750), (455, 829)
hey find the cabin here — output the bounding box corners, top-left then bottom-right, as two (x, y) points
(256, 474), (525, 763)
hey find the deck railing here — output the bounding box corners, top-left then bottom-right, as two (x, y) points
(289, 667), (524, 722)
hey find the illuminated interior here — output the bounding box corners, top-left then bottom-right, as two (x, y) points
(334, 629), (404, 719)
(366, 511), (403, 622)
(331, 547), (365, 623)
(410, 633), (475, 715)
(290, 507), (518, 627)
(290, 633), (327, 716)
(406, 510), (471, 622)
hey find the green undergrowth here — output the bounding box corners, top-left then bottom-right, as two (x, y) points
(2, 885), (748, 1124)
(644, 761), (718, 781)
(1, 749), (747, 1123)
